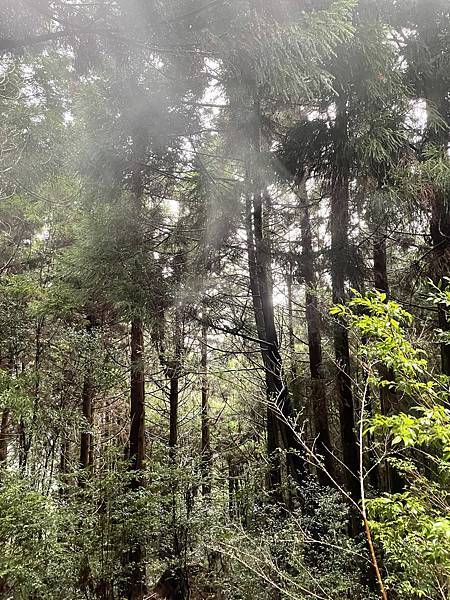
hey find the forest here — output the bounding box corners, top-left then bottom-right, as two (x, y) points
(0, 0), (449, 599)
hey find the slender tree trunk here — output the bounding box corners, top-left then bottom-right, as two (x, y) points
(201, 321), (211, 498)
(286, 263), (303, 414)
(167, 306), (189, 598)
(245, 188), (282, 492)
(169, 374), (178, 452)
(129, 129), (147, 483)
(286, 264), (296, 375)
(168, 306), (182, 459)
(299, 180), (334, 486)
(245, 191), (268, 344)
(79, 317), (95, 476)
(330, 100), (359, 503)
(130, 317), (145, 478)
(253, 189), (286, 488)
(123, 130), (148, 599)
(427, 94), (450, 375)
(80, 374), (93, 470)
(246, 100), (306, 493)
(253, 190), (306, 488)
(125, 316), (147, 600)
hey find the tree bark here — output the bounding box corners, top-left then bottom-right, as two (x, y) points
(130, 317), (145, 477)
(168, 306), (182, 460)
(330, 100), (359, 503)
(246, 100), (306, 494)
(245, 184), (282, 493)
(299, 180), (334, 486)
(79, 316), (95, 475)
(124, 131), (148, 598)
(79, 375), (93, 471)
(253, 189), (306, 489)
(286, 264), (303, 414)
(427, 93), (450, 375)
(125, 316), (147, 600)
(201, 321), (211, 498)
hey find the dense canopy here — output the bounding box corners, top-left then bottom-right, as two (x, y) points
(0, 1), (449, 599)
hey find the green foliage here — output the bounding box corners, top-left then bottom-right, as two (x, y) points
(0, 475), (74, 599)
(209, 481), (376, 600)
(336, 292), (450, 598)
(1, 1), (450, 599)
(331, 291), (428, 382)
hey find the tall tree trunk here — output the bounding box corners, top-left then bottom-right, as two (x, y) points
(254, 190), (306, 489)
(125, 316), (147, 600)
(124, 131), (147, 599)
(427, 93), (450, 375)
(79, 316), (95, 477)
(168, 306), (182, 459)
(169, 366), (178, 455)
(286, 263), (296, 376)
(330, 101), (360, 504)
(201, 321), (211, 498)
(246, 100), (306, 493)
(79, 372), (93, 471)
(167, 306), (189, 599)
(299, 180), (334, 486)
(245, 185), (282, 493)
(286, 263), (303, 414)
(130, 317), (145, 478)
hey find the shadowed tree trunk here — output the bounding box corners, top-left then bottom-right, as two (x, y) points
(168, 305), (182, 460)
(246, 100), (306, 495)
(130, 318), (145, 477)
(167, 304), (190, 599)
(201, 321), (211, 498)
(255, 199), (306, 487)
(169, 365), (179, 455)
(79, 366), (93, 472)
(124, 316), (147, 599)
(245, 185), (282, 493)
(253, 188), (288, 489)
(427, 93), (450, 376)
(330, 100), (359, 504)
(79, 316), (95, 477)
(286, 264), (297, 382)
(299, 180), (334, 486)
(122, 130), (148, 600)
